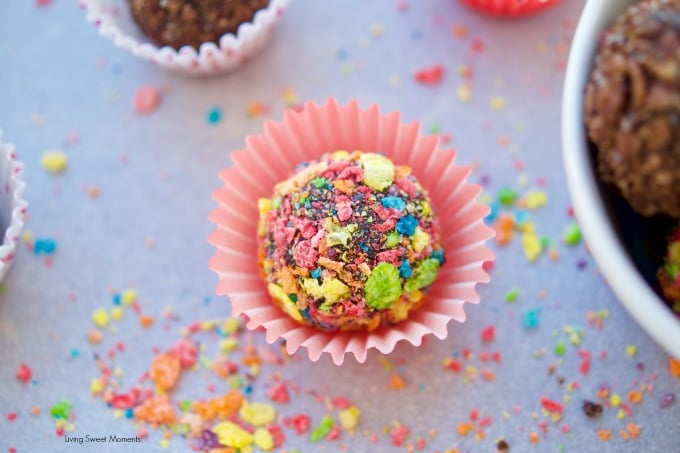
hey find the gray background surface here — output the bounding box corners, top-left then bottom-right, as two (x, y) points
(1, 0), (679, 452)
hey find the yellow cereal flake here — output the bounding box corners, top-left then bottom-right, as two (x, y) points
(238, 401), (276, 427)
(91, 308), (109, 328)
(253, 427), (274, 451)
(411, 227), (429, 253)
(41, 150), (68, 173)
(212, 421), (253, 450)
(360, 153), (395, 191)
(339, 405), (361, 430)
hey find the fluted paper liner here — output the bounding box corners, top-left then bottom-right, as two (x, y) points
(208, 99), (494, 365)
(0, 131), (27, 283)
(79, 0), (290, 76)
(460, 0), (560, 17)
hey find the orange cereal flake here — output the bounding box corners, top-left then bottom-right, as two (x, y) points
(389, 374), (406, 390)
(597, 429), (612, 442)
(669, 357), (680, 378)
(626, 423), (641, 439)
(140, 314), (155, 328)
(150, 354), (181, 393)
(133, 395), (177, 426)
(193, 390), (244, 421)
(529, 432), (539, 444)
(457, 423), (473, 436)
(627, 390), (643, 404)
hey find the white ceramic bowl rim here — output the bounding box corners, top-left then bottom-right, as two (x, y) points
(562, 0), (680, 359)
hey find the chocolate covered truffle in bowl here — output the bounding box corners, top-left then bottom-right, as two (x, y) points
(209, 98), (494, 365)
(584, 0), (680, 219)
(257, 151), (445, 331)
(80, 0), (290, 75)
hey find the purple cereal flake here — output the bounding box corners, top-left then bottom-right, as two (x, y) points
(659, 393), (675, 409)
(196, 429), (221, 450)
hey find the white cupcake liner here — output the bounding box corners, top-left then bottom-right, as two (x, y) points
(0, 131), (27, 283)
(79, 0), (291, 76)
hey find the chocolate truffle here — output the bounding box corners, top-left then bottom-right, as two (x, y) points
(128, 0), (269, 50)
(584, 0), (680, 219)
(257, 151), (445, 331)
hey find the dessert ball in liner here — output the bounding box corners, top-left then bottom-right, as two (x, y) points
(79, 0), (290, 76)
(208, 99), (494, 365)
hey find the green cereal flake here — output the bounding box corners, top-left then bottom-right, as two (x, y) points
(555, 340), (565, 357)
(311, 177), (327, 189)
(50, 401), (72, 419)
(563, 223), (581, 246)
(365, 262), (403, 309)
(505, 288), (519, 302)
(404, 258), (440, 293)
(384, 231), (400, 248)
(497, 187), (518, 207)
(271, 197), (282, 210)
(310, 415), (334, 442)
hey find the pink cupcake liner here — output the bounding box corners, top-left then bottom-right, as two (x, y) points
(459, 0), (561, 17)
(0, 131), (27, 283)
(79, 0), (291, 76)
(208, 98), (494, 365)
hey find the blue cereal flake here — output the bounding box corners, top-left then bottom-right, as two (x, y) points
(396, 215), (418, 236)
(522, 308), (541, 329)
(399, 259), (412, 278)
(485, 201), (500, 223)
(311, 267), (322, 279)
(382, 196), (406, 211)
(206, 107), (222, 125)
(514, 210), (530, 225)
(431, 249), (445, 265)
(112, 293), (122, 305)
(34, 238), (57, 255)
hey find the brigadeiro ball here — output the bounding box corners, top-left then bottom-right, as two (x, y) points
(657, 225), (680, 313)
(256, 151), (445, 331)
(584, 0), (680, 219)
(128, 0), (270, 50)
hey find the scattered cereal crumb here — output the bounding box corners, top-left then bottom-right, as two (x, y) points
(414, 64), (444, 85)
(659, 393), (675, 408)
(133, 85), (162, 114)
(16, 363), (32, 383)
(490, 97), (507, 111)
(207, 106), (222, 125)
(41, 150), (67, 173)
(563, 223), (581, 246)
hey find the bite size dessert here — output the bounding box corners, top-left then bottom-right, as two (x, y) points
(128, 0), (270, 50)
(657, 225), (680, 313)
(584, 0), (680, 219)
(257, 151), (445, 331)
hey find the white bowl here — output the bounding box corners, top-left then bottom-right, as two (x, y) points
(562, 0), (680, 359)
